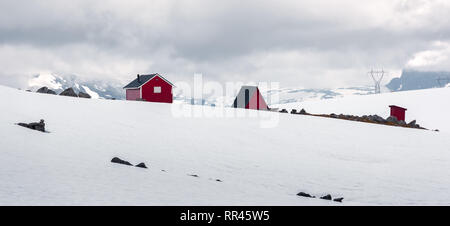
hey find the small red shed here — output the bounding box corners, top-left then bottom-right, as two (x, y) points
(389, 105), (407, 121)
(123, 73), (174, 103)
(232, 86), (269, 110)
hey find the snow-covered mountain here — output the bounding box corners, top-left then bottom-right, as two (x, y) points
(261, 86), (376, 105)
(27, 73), (125, 100)
(27, 70), (450, 107)
(174, 86), (377, 107)
(386, 70), (450, 92)
(1, 84), (450, 205)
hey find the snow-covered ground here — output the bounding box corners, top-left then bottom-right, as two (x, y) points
(1, 85), (450, 205)
(274, 87), (450, 132)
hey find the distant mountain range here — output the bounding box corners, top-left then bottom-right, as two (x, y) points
(27, 73), (378, 105)
(386, 70), (450, 91)
(25, 70), (450, 106)
(27, 73), (125, 100)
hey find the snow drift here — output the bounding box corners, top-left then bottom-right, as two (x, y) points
(1, 85), (450, 205)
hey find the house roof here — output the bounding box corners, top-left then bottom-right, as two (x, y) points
(389, 105), (407, 111)
(123, 73), (174, 89)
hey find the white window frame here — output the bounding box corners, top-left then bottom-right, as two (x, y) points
(154, 86), (162, 93)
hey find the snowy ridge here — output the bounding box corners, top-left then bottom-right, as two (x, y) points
(1, 85), (450, 205)
(173, 85), (377, 107)
(27, 73), (124, 100)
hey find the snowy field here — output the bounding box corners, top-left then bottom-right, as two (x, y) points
(275, 87), (450, 132)
(1, 85), (450, 205)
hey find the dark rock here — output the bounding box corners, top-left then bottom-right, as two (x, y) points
(297, 192), (315, 198)
(333, 197), (344, 202)
(189, 174), (199, 177)
(369, 115), (386, 123)
(434, 129), (439, 132)
(279, 109), (288, 113)
(216, 179), (222, 182)
(398, 120), (407, 126)
(386, 116), (399, 124)
(320, 194), (332, 200)
(59, 88), (78, 97)
(135, 162), (147, 168)
(299, 108), (307, 115)
(36, 86), (56, 95)
(78, 92), (91, 98)
(290, 109), (297, 114)
(17, 119), (46, 132)
(408, 120), (417, 127)
(111, 157), (132, 166)
(330, 113), (338, 118)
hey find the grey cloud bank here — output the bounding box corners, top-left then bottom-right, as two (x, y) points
(1, 0), (450, 89)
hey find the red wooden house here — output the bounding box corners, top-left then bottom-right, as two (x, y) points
(124, 73), (174, 103)
(232, 86), (269, 110)
(389, 105), (407, 121)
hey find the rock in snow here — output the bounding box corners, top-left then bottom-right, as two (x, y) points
(135, 162), (147, 168)
(386, 116), (399, 124)
(297, 192), (315, 198)
(320, 194), (332, 200)
(17, 119), (46, 132)
(299, 108), (308, 115)
(111, 157), (132, 166)
(408, 120), (417, 127)
(59, 88), (78, 97)
(333, 197), (344, 202)
(78, 92), (91, 99)
(36, 86), (56, 95)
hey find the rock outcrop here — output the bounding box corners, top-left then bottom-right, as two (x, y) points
(59, 88), (78, 97)
(78, 92), (91, 98)
(17, 119), (46, 132)
(111, 157), (132, 166)
(320, 194), (332, 200)
(135, 162), (147, 168)
(36, 87), (56, 95)
(297, 192), (315, 198)
(287, 109), (427, 130)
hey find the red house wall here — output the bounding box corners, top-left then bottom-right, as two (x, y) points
(141, 76), (173, 103)
(390, 107), (406, 121)
(246, 89), (268, 110)
(126, 88), (140, 101)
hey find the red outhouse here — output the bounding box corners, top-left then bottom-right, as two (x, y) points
(123, 73), (174, 103)
(389, 105), (407, 121)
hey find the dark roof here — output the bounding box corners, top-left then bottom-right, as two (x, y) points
(389, 105), (407, 111)
(123, 73), (174, 89)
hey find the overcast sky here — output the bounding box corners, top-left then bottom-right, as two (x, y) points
(1, 0), (450, 88)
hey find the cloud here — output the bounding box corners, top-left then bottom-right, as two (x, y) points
(406, 41), (450, 70)
(1, 0), (450, 89)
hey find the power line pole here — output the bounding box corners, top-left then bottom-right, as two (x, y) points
(368, 69), (386, 94)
